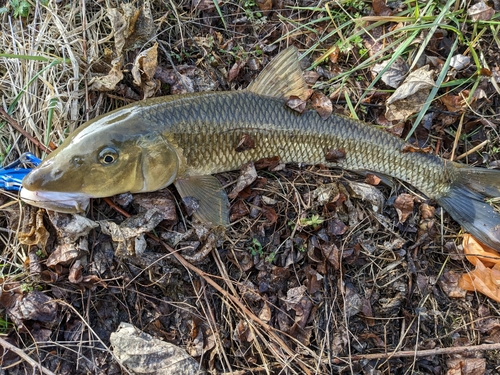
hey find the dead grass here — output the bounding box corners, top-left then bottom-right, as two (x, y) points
(1, 0), (500, 374)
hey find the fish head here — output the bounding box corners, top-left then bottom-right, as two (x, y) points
(21, 107), (180, 212)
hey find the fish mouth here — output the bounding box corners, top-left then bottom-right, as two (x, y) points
(20, 188), (90, 214)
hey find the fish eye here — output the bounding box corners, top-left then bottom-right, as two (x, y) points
(98, 147), (119, 165)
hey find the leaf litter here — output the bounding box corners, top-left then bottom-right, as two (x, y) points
(1, 0), (500, 374)
(385, 65), (436, 121)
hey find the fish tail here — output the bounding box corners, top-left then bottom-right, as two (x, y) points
(436, 166), (500, 249)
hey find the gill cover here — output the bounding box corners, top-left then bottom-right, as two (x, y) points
(135, 132), (179, 193)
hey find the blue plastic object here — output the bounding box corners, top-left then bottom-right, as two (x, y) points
(0, 153), (41, 192)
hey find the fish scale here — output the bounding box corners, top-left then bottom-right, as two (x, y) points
(141, 90), (451, 198)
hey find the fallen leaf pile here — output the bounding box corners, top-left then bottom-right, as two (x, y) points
(90, 1), (157, 97)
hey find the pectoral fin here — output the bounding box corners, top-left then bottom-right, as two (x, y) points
(174, 175), (230, 226)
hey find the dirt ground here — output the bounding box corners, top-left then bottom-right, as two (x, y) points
(1, 0), (500, 374)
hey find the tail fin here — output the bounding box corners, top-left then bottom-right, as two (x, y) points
(437, 166), (500, 249)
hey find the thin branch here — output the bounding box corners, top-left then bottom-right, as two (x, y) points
(0, 336), (57, 375)
(0, 107), (52, 154)
(333, 342), (500, 363)
(456, 139), (489, 161)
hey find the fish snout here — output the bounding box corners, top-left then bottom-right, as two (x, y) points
(22, 162), (61, 191)
(22, 168), (43, 190)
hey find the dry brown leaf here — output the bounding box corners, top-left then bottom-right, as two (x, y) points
(256, 0), (272, 11)
(324, 148), (346, 163)
(458, 234), (500, 302)
(234, 133), (255, 152)
(394, 193), (414, 223)
(401, 144), (433, 154)
(46, 242), (84, 267)
(365, 173), (381, 185)
(132, 43), (158, 99)
(360, 298), (375, 326)
(95, 1), (153, 93)
(107, 7), (136, 55)
(228, 162), (258, 199)
(227, 59), (246, 82)
(235, 320), (255, 343)
(182, 196), (199, 217)
(328, 46), (340, 64)
(321, 242), (340, 270)
(467, 1), (495, 21)
(0, 281), (22, 310)
(446, 358), (486, 375)
(462, 234), (500, 267)
(7, 291), (58, 327)
(261, 205), (278, 224)
(107, 0), (155, 55)
(187, 324), (204, 357)
(311, 183), (340, 206)
(441, 93), (466, 112)
(479, 67), (492, 77)
(347, 181), (385, 213)
(68, 260), (83, 284)
(18, 209), (49, 248)
(305, 266), (323, 294)
(90, 58), (124, 91)
(254, 155), (280, 170)
(282, 285), (312, 331)
(182, 231), (217, 264)
(154, 66), (198, 94)
(303, 70), (320, 85)
(258, 301), (272, 323)
(132, 190), (178, 225)
(371, 57), (408, 88)
(440, 270), (467, 298)
(386, 65), (435, 121)
(420, 203), (435, 220)
(47, 212), (99, 242)
(229, 200), (249, 221)
(239, 280), (262, 302)
(286, 96), (307, 114)
(359, 332), (384, 346)
(311, 91), (333, 120)
(327, 218), (348, 236)
(344, 284), (362, 318)
(283, 285), (307, 310)
(372, 0), (393, 16)
(100, 209), (166, 256)
(230, 248), (254, 271)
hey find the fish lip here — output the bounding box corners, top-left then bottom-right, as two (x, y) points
(20, 188), (90, 214)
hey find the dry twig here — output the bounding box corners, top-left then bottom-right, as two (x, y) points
(0, 336), (57, 375)
(0, 108), (52, 154)
(333, 342), (500, 363)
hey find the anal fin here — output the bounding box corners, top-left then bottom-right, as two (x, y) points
(174, 175), (229, 226)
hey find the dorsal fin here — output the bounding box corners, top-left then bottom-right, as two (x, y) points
(247, 46), (309, 100)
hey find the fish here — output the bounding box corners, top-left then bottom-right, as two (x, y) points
(20, 47), (500, 249)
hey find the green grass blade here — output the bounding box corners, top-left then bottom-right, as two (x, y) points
(406, 37), (459, 140)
